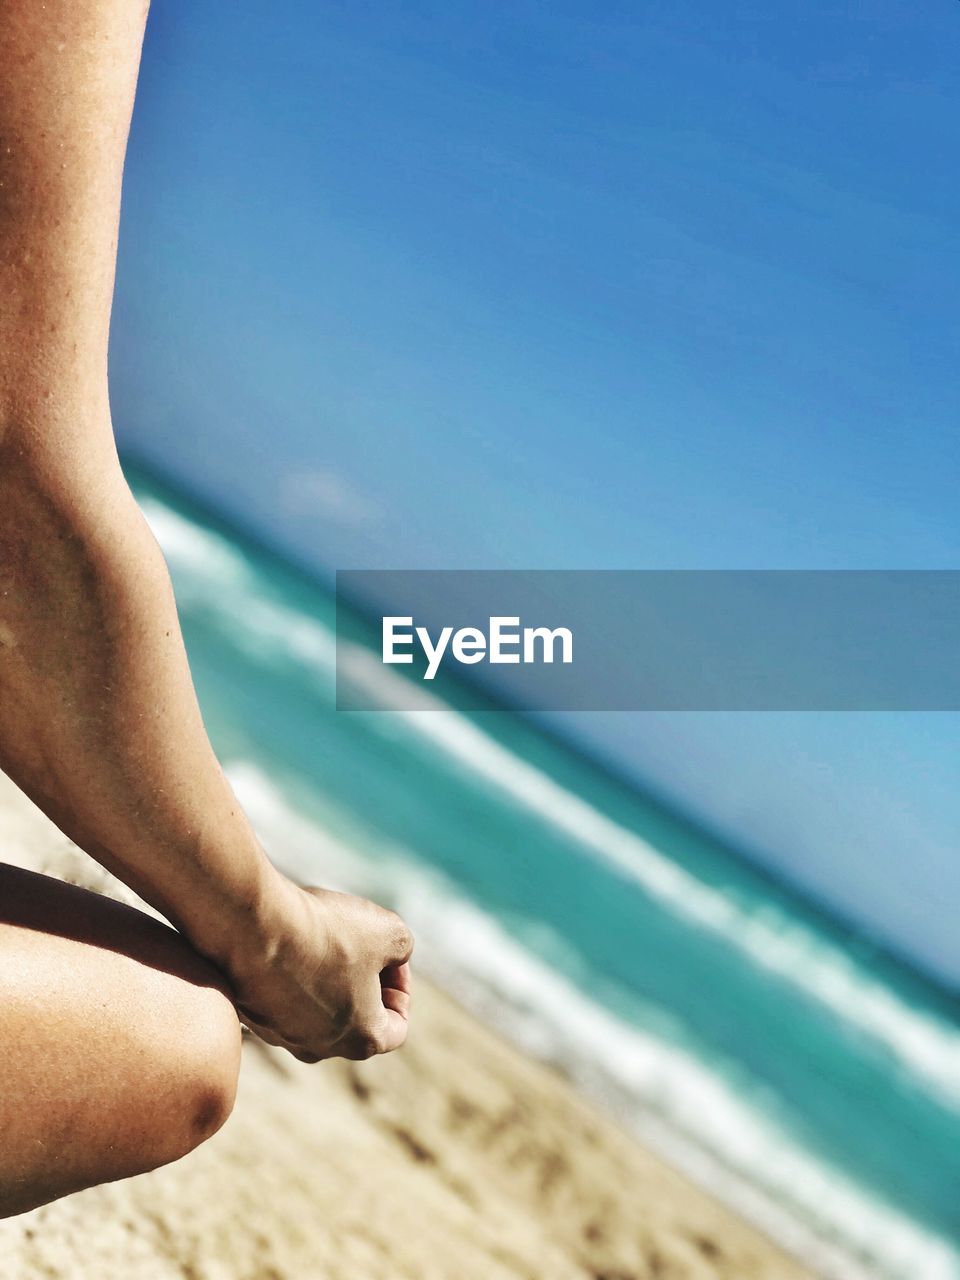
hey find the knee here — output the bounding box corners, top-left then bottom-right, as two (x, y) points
(135, 984), (242, 1175)
(165, 986), (242, 1161)
(0, 977), (243, 1215)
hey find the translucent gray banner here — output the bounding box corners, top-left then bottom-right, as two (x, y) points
(335, 570), (960, 711)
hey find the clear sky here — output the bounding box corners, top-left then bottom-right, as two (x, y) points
(111, 1), (960, 984)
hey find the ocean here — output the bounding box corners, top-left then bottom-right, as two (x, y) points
(129, 463), (960, 1280)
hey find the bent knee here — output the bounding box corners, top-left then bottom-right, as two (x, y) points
(0, 887), (244, 1214)
(183, 985), (242, 1148)
(96, 976), (242, 1185)
(148, 983), (242, 1169)
(0, 954), (242, 1216)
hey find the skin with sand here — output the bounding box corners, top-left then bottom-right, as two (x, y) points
(0, 0), (413, 1218)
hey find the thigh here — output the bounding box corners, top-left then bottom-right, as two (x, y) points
(0, 863), (241, 1218)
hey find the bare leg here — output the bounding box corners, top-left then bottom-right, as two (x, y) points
(0, 864), (240, 1219)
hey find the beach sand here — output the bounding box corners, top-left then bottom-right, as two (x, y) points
(0, 773), (810, 1280)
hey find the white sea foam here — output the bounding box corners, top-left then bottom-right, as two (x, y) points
(141, 492), (960, 1115)
(226, 759), (960, 1280)
(141, 499), (255, 591)
(141, 496), (338, 678)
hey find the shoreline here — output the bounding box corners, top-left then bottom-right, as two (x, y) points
(0, 773), (810, 1279)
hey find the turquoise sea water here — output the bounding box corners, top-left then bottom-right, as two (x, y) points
(130, 465), (960, 1280)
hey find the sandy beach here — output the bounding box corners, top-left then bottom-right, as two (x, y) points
(0, 772), (809, 1280)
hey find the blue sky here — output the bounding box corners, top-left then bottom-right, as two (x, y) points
(111, 1), (960, 983)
